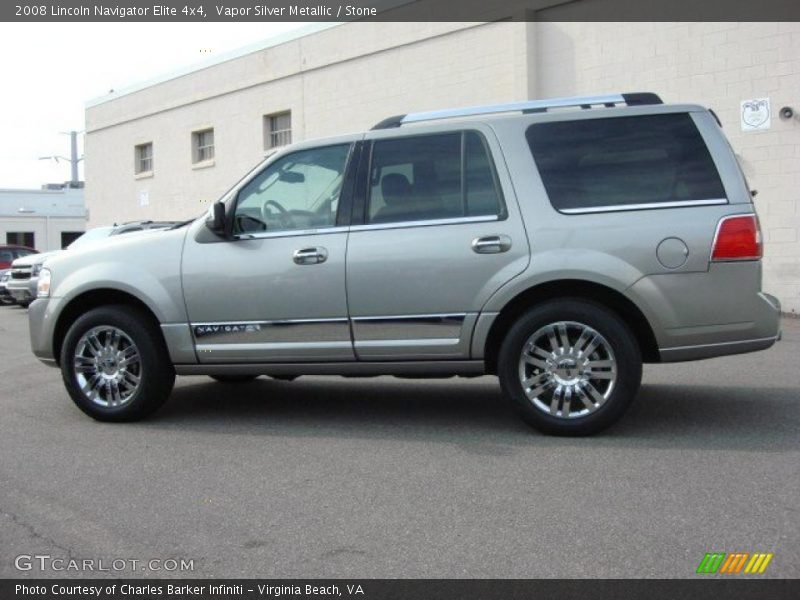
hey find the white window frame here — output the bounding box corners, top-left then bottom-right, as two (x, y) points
(134, 142), (153, 175)
(264, 111), (292, 149)
(192, 128), (215, 164)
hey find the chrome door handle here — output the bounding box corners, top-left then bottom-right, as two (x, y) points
(293, 247), (328, 265)
(471, 235), (512, 254)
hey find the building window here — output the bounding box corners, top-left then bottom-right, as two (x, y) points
(135, 142), (153, 174)
(264, 111), (292, 149)
(60, 231), (83, 248)
(6, 232), (35, 248)
(192, 128), (215, 163)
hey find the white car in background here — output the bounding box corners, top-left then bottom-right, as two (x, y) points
(6, 221), (178, 307)
(0, 269), (14, 305)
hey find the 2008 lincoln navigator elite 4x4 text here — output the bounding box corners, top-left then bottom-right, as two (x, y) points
(28, 93), (781, 435)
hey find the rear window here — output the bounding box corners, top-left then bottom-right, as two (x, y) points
(526, 113), (726, 213)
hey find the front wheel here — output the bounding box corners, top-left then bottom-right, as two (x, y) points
(498, 299), (642, 436)
(60, 305), (175, 422)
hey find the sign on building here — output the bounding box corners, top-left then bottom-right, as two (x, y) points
(740, 98), (771, 132)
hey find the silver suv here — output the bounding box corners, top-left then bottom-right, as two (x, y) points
(28, 93), (781, 435)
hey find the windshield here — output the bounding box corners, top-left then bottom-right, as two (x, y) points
(67, 227), (113, 250)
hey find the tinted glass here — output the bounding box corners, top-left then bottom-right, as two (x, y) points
(465, 132), (502, 217)
(526, 114), (726, 211)
(367, 131), (502, 224)
(234, 144), (351, 234)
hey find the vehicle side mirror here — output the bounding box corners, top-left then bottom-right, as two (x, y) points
(207, 201), (228, 236)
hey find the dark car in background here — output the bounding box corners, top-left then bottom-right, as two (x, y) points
(0, 245), (37, 270)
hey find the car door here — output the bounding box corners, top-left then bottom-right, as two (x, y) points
(345, 125), (529, 360)
(182, 139), (360, 363)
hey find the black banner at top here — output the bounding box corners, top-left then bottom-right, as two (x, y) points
(3, 0), (800, 22)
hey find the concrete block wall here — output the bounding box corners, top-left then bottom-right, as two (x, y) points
(536, 22), (800, 313)
(85, 22), (527, 227)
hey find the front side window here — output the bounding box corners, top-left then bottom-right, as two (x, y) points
(526, 113), (726, 212)
(367, 131), (503, 224)
(233, 144), (351, 234)
(193, 128), (215, 163)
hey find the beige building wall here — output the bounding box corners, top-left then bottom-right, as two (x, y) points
(535, 22), (800, 313)
(86, 20), (800, 312)
(85, 22), (529, 225)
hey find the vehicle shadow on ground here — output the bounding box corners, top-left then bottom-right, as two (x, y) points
(148, 376), (799, 452)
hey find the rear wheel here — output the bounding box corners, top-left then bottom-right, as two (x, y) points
(60, 305), (175, 422)
(498, 299), (642, 436)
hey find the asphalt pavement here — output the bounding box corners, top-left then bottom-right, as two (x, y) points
(1, 305), (798, 578)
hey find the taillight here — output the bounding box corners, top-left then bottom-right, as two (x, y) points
(711, 214), (762, 261)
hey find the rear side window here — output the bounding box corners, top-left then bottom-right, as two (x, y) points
(526, 114), (726, 212)
(367, 131), (503, 224)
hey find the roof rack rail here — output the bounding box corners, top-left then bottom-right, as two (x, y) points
(371, 92), (662, 130)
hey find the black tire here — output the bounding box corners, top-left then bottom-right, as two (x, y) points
(209, 374), (259, 383)
(60, 304), (175, 422)
(18, 299), (31, 308)
(498, 299), (642, 436)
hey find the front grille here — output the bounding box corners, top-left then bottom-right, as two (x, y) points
(11, 269), (31, 280)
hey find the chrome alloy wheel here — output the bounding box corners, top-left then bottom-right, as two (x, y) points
(518, 321), (617, 419)
(73, 326), (142, 408)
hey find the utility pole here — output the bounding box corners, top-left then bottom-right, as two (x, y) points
(39, 130), (84, 188)
(68, 130), (79, 186)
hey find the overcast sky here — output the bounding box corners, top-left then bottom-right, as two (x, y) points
(0, 23), (308, 189)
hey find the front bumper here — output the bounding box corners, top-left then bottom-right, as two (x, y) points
(28, 296), (61, 367)
(7, 278), (36, 302)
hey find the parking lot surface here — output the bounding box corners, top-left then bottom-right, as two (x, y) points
(1, 305), (798, 578)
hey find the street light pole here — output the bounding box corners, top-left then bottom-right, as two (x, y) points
(39, 130), (84, 188)
(69, 130), (79, 186)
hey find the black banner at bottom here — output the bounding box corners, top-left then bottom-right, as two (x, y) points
(2, 579), (799, 600)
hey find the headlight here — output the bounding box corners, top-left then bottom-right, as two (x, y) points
(32, 263), (43, 276)
(36, 268), (51, 298)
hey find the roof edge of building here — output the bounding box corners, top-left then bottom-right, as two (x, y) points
(84, 22), (343, 109)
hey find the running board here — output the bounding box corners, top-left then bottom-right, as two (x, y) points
(175, 360), (486, 377)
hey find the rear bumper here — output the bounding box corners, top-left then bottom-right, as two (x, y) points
(657, 292), (781, 362)
(658, 333), (779, 362)
(628, 262), (782, 363)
